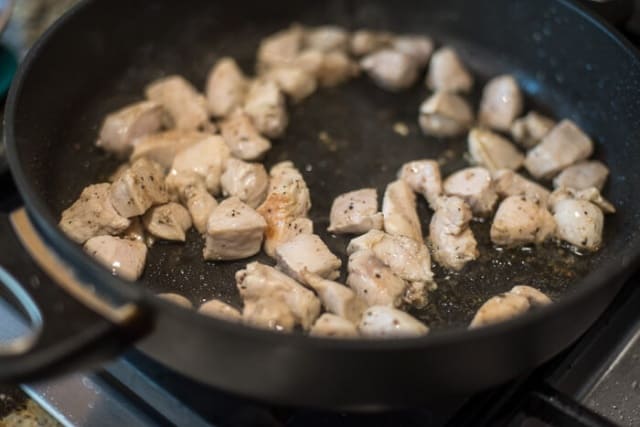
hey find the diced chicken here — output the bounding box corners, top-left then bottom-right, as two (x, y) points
(236, 262), (321, 330)
(350, 29), (392, 56)
(220, 158), (269, 208)
(553, 161), (609, 191)
(392, 35), (434, 68)
(443, 167), (498, 217)
(157, 293), (193, 309)
(492, 169), (550, 205)
(244, 79), (288, 138)
(490, 196), (555, 247)
(257, 25), (305, 72)
(310, 314), (359, 338)
(219, 109), (272, 161)
(304, 26), (349, 52)
(170, 135), (230, 195)
(359, 306), (428, 338)
(204, 197), (267, 260)
(130, 130), (209, 170)
(175, 177), (218, 234)
(60, 183), (131, 244)
(143, 202), (192, 242)
(382, 180), (423, 242)
(360, 49), (420, 91)
(510, 111), (556, 148)
(198, 299), (242, 321)
(291, 49), (324, 76)
(83, 235), (147, 281)
(524, 120), (594, 179)
(551, 197), (605, 252)
(470, 286), (551, 328)
(108, 164), (130, 183)
(327, 188), (383, 234)
(549, 187), (615, 214)
(301, 271), (366, 324)
(275, 233), (341, 283)
(243, 298), (296, 332)
(316, 51), (360, 87)
(468, 128), (524, 172)
(206, 57), (248, 118)
(509, 285), (552, 306)
(418, 91), (474, 137)
(109, 158), (169, 218)
(346, 250), (407, 307)
(398, 160), (443, 208)
(122, 217), (145, 242)
(429, 196), (479, 271)
(145, 75), (210, 131)
(264, 66), (317, 102)
(96, 101), (166, 157)
(478, 75), (523, 131)
(426, 47), (473, 93)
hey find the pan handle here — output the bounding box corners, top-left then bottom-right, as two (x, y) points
(0, 208), (150, 382)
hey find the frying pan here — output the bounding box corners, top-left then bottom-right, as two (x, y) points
(1, 0), (640, 410)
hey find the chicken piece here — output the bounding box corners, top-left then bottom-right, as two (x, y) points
(145, 75), (209, 131)
(170, 135), (230, 195)
(316, 51), (360, 87)
(243, 79), (288, 138)
(398, 160), (442, 208)
(204, 197), (267, 260)
(275, 233), (341, 282)
(198, 299), (242, 321)
(429, 196), (479, 271)
(157, 293), (193, 309)
(177, 178), (218, 234)
(219, 109), (272, 161)
(304, 26), (349, 52)
(549, 187), (615, 214)
(553, 161), (609, 191)
(444, 167), (498, 217)
(350, 29), (392, 56)
(327, 188), (383, 234)
(509, 285), (552, 307)
(551, 197), (604, 251)
(418, 91), (474, 137)
(359, 306), (428, 338)
(220, 158), (269, 208)
(206, 57), (248, 118)
(264, 66), (317, 102)
(392, 35), (434, 68)
(426, 47), (473, 93)
(347, 250), (407, 307)
(83, 235), (147, 281)
(122, 217), (145, 242)
(492, 169), (550, 205)
(301, 271), (366, 324)
(524, 120), (594, 179)
(236, 262), (321, 330)
(510, 111), (556, 148)
(130, 130), (209, 170)
(478, 75), (524, 131)
(291, 49), (324, 75)
(382, 180), (423, 242)
(490, 196), (555, 247)
(109, 158), (169, 218)
(108, 164), (130, 183)
(243, 298), (296, 332)
(143, 202), (192, 242)
(257, 25), (304, 72)
(310, 314), (359, 338)
(469, 292), (530, 329)
(59, 183), (131, 244)
(468, 128), (524, 172)
(360, 49), (420, 91)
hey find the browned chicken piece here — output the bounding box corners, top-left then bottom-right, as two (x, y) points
(243, 298), (296, 332)
(198, 299), (242, 321)
(478, 75), (524, 131)
(204, 197), (267, 261)
(327, 188), (383, 234)
(157, 293), (193, 309)
(443, 167), (498, 217)
(360, 49), (420, 91)
(220, 158), (269, 208)
(316, 51), (360, 87)
(392, 35), (434, 68)
(206, 57), (248, 118)
(524, 120), (594, 179)
(264, 66), (317, 102)
(244, 79), (288, 138)
(350, 29), (393, 56)
(83, 235), (147, 281)
(174, 175), (218, 234)
(429, 196), (479, 271)
(170, 135), (230, 195)
(145, 75), (210, 131)
(96, 101), (166, 157)
(310, 314), (359, 338)
(553, 161), (609, 191)
(398, 160), (443, 209)
(257, 24), (305, 72)
(275, 234), (341, 282)
(301, 271), (366, 324)
(549, 187), (615, 214)
(490, 196), (555, 247)
(236, 261), (321, 330)
(426, 47), (473, 93)
(109, 158), (169, 218)
(468, 128), (524, 172)
(492, 169), (550, 205)
(143, 202), (192, 242)
(510, 285), (552, 306)
(304, 26), (350, 52)
(359, 306), (429, 338)
(130, 130), (210, 170)
(219, 109), (272, 161)
(510, 111), (556, 148)
(347, 250), (407, 307)
(469, 286), (551, 328)
(382, 180), (423, 242)
(418, 91), (474, 137)
(60, 183), (131, 244)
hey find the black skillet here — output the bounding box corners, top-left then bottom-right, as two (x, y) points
(1, 0), (640, 410)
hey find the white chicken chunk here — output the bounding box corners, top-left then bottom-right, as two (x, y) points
(553, 161), (609, 191)
(292, 49), (325, 75)
(157, 293), (193, 309)
(275, 234), (341, 282)
(310, 314), (359, 338)
(510, 285), (552, 306)
(549, 187), (615, 214)
(398, 160), (443, 208)
(359, 306), (428, 338)
(551, 197), (604, 252)
(468, 128), (524, 172)
(244, 79), (288, 138)
(130, 130), (209, 170)
(360, 49), (420, 91)
(327, 188), (383, 234)
(524, 120), (594, 179)
(170, 135), (230, 195)
(418, 91), (474, 137)
(96, 101), (166, 157)
(429, 196), (479, 271)
(243, 298), (296, 332)
(204, 197), (267, 260)
(443, 167), (498, 217)
(426, 47), (473, 93)
(301, 271), (366, 324)
(490, 196), (555, 247)
(219, 109), (272, 161)
(198, 299), (242, 321)
(206, 57), (248, 118)
(83, 235), (147, 281)
(510, 111), (556, 148)
(304, 26), (349, 52)
(122, 217), (145, 243)
(492, 169), (550, 205)
(109, 158), (169, 218)
(145, 75), (210, 131)
(176, 177), (218, 234)
(257, 25), (304, 72)
(349, 30), (392, 56)
(392, 35), (434, 68)
(346, 250), (407, 307)
(382, 180), (423, 242)
(264, 66), (317, 102)
(478, 75), (523, 131)
(220, 158), (269, 208)
(469, 286), (551, 328)
(316, 51), (360, 87)
(143, 202), (192, 242)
